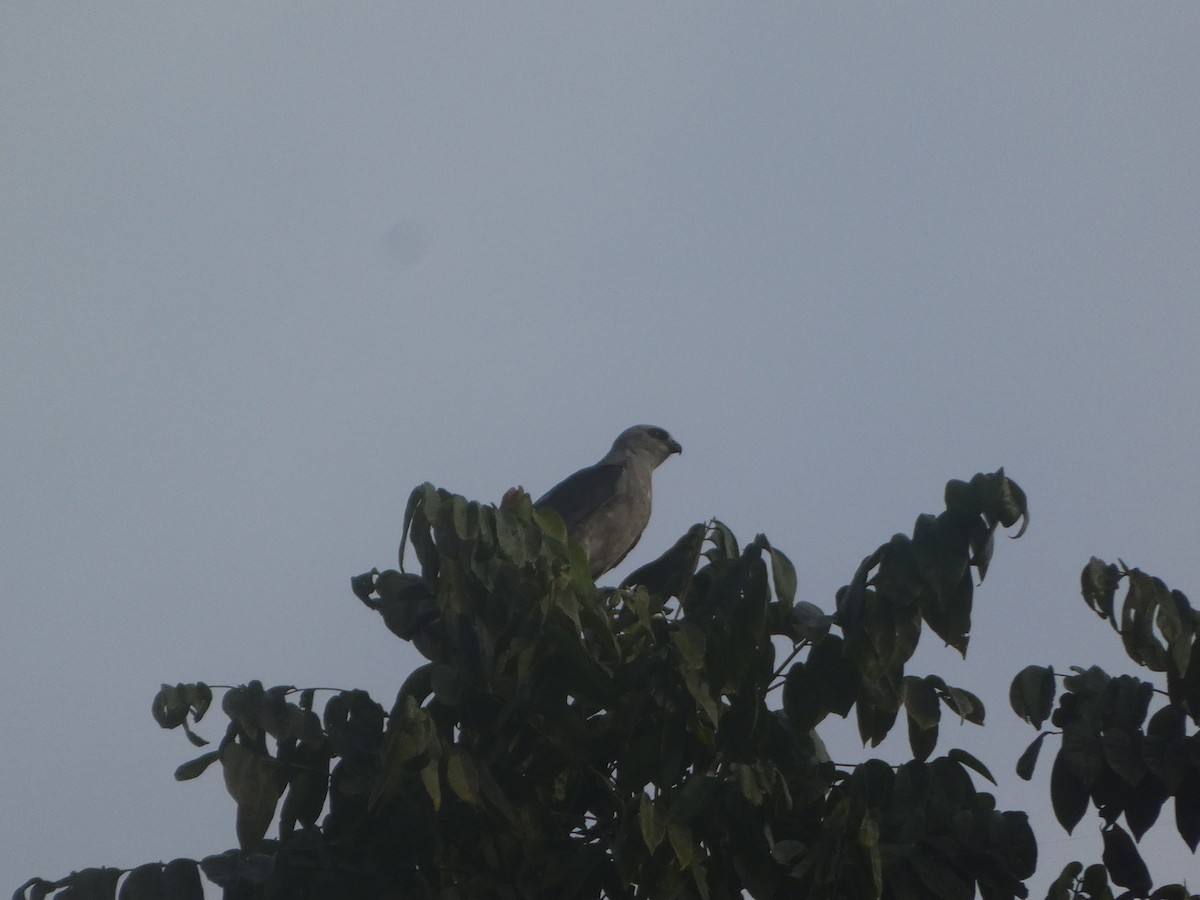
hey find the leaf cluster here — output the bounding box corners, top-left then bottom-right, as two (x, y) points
(821, 470), (1025, 750)
(31, 470), (1198, 900)
(1010, 560), (1200, 899)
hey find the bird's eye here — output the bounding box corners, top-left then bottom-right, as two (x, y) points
(648, 427), (668, 441)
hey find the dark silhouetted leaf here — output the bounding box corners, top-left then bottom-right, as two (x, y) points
(174, 750), (221, 782)
(14, 878), (56, 900)
(1051, 751), (1089, 834)
(1082, 557), (1121, 627)
(1107, 674), (1154, 731)
(790, 601), (832, 642)
(1122, 772), (1166, 840)
(56, 867), (121, 900)
(907, 712), (938, 762)
(908, 850), (973, 900)
(197, 850), (275, 888)
(783, 662), (820, 732)
(117, 863), (164, 900)
(949, 748), (996, 785)
(1045, 861), (1083, 900)
(621, 523), (706, 598)
(974, 468), (1029, 535)
(156, 859), (203, 900)
(1101, 824), (1151, 895)
(903, 676), (941, 730)
(350, 569), (377, 603)
(667, 775), (719, 827)
(1016, 733), (1048, 781)
(1121, 571), (1170, 672)
(1176, 768), (1200, 852)
(1101, 727), (1144, 786)
(1009, 665), (1055, 729)
(1149, 886), (1193, 900)
(152, 684), (190, 730)
(1080, 864), (1111, 900)
(221, 743), (286, 850)
(808, 635), (860, 719)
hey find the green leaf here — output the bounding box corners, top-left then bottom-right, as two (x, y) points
(667, 823), (698, 869)
(221, 743), (286, 850)
(707, 520), (739, 560)
(639, 792), (667, 851)
(531, 503), (568, 545)
(400, 483), (438, 574)
(1009, 664), (1055, 729)
(419, 759), (441, 810)
(446, 748), (481, 805)
(944, 687), (984, 725)
(768, 545), (797, 612)
(672, 621), (706, 670)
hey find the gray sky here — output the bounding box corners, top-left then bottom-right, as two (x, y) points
(3, 4), (1199, 893)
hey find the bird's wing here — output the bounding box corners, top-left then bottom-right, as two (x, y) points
(534, 461), (624, 530)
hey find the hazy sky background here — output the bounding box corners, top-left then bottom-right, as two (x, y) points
(3, 4), (1199, 894)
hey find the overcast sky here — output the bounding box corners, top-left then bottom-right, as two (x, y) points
(3, 4), (1199, 894)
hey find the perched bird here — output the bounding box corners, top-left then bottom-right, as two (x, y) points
(535, 425), (682, 578)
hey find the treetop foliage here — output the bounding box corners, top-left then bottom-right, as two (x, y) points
(17, 470), (1199, 900)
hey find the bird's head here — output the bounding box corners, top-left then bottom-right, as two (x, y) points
(611, 424), (682, 467)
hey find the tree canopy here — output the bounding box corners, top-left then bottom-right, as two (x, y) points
(18, 471), (1200, 899)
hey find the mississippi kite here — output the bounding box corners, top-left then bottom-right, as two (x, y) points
(536, 425), (682, 578)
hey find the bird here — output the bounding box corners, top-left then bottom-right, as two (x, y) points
(535, 425), (682, 579)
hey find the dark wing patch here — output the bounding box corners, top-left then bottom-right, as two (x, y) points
(534, 463), (623, 530)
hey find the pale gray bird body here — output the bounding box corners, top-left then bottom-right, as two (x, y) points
(535, 425), (681, 578)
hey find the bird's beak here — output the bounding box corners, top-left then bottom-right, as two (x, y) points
(667, 438), (682, 456)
